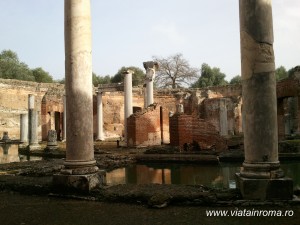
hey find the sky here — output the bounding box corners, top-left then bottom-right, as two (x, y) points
(0, 0), (299, 81)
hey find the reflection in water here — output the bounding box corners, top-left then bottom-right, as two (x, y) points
(0, 144), (42, 164)
(0, 144), (20, 164)
(107, 162), (300, 189)
(106, 168), (126, 185)
(107, 164), (241, 188)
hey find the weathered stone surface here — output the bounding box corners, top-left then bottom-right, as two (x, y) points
(54, 0), (101, 192)
(53, 171), (106, 192)
(47, 130), (57, 145)
(238, 0), (293, 200)
(236, 173), (293, 200)
(45, 129), (58, 151)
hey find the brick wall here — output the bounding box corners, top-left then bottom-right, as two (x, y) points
(169, 113), (227, 151)
(1, 77), (300, 143)
(169, 114), (193, 147)
(161, 106), (170, 144)
(127, 105), (161, 147)
(192, 117), (227, 151)
(277, 78), (300, 98)
(41, 97), (63, 141)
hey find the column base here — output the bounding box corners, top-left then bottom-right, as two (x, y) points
(96, 137), (105, 141)
(240, 162), (284, 179)
(236, 173), (293, 200)
(28, 143), (41, 151)
(45, 145), (58, 151)
(19, 143), (28, 149)
(53, 169), (106, 193)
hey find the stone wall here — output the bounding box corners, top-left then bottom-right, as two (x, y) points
(1, 75), (300, 143)
(201, 97), (242, 136)
(0, 79), (59, 139)
(169, 113), (227, 151)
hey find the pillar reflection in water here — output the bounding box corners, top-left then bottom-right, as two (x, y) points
(0, 145), (19, 164)
(118, 164), (239, 188)
(106, 163), (298, 188)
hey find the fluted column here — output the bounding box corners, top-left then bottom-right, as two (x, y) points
(236, 0), (292, 200)
(96, 91), (104, 141)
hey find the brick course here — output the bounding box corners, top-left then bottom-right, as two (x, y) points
(170, 113), (227, 151)
(127, 105), (162, 147)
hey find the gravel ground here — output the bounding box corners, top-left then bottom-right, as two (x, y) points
(0, 192), (299, 225)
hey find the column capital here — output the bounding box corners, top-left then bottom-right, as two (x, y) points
(122, 69), (134, 76)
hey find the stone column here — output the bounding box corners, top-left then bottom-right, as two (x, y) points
(28, 94), (41, 150)
(123, 69), (134, 143)
(20, 113), (28, 144)
(143, 83), (147, 109)
(46, 129), (58, 151)
(143, 61), (159, 107)
(96, 91), (105, 141)
(53, 0), (103, 192)
(236, 0), (292, 200)
(62, 95), (67, 141)
(176, 104), (184, 114)
(219, 99), (228, 136)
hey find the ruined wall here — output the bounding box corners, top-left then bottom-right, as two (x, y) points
(169, 114), (193, 147)
(127, 105), (161, 147)
(169, 113), (227, 151)
(201, 97), (240, 136)
(2, 75), (300, 143)
(98, 89), (177, 139)
(0, 79), (58, 139)
(161, 107), (170, 144)
(41, 86), (65, 140)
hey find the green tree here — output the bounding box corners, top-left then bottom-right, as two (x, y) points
(230, 75), (241, 85)
(191, 63), (228, 88)
(111, 66), (145, 86)
(0, 50), (35, 81)
(92, 73), (111, 86)
(153, 53), (199, 88)
(32, 67), (53, 83)
(55, 78), (65, 84)
(275, 66), (288, 81)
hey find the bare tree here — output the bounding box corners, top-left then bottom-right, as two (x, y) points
(153, 53), (199, 89)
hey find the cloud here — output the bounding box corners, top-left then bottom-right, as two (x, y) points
(151, 21), (186, 45)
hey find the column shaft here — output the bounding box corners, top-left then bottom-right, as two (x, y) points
(237, 0), (293, 200)
(20, 113), (28, 143)
(28, 94), (40, 150)
(53, 0), (103, 192)
(146, 79), (154, 106)
(219, 99), (228, 136)
(239, 0), (280, 176)
(64, 0), (95, 168)
(63, 95), (66, 141)
(143, 61), (158, 107)
(123, 70), (133, 142)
